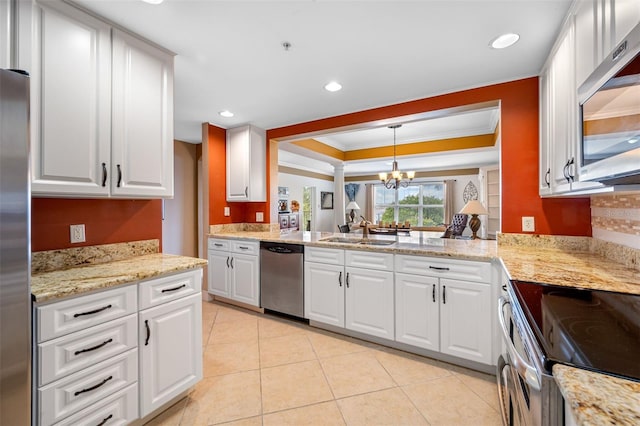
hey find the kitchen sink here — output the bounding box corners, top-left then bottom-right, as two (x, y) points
(319, 237), (396, 246)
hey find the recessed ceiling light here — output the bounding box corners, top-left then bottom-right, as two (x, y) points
(324, 81), (342, 92)
(628, 138), (638, 144)
(490, 33), (520, 49)
(141, 0), (164, 4)
(219, 110), (234, 118)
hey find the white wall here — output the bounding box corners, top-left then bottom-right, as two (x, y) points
(277, 172), (336, 232)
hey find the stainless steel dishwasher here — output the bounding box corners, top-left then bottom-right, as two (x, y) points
(260, 242), (304, 318)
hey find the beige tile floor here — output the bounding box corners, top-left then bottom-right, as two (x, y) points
(145, 301), (502, 426)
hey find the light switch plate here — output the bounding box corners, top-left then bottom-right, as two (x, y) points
(522, 216), (535, 232)
(256, 212), (264, 222)
(224, 207), (230, 216)
(70, 224), (86, 243)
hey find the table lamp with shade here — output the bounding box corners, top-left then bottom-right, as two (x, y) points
(346, 201), (361, 223)
(459, 200), (488, 239)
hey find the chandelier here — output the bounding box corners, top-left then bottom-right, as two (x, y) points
(378, 124), (415, 189)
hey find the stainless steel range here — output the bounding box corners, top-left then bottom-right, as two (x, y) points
(497, 280), (640, 426)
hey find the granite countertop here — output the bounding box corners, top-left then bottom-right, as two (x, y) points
(209, 230), (499, 262)
(553, 364), (640, 425)
(498, 245), (640, 295)
(32, 253), (208, 303)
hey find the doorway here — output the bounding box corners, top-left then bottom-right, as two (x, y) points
(302, 186), (316, 232)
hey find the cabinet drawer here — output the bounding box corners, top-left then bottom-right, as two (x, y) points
(208, 238), (230, 251)
(230, 240), (259, 256)
(39, 349), (138, 426)
(37, 285), (137, 342)
(138, 269), (202, 310)
(305, 247), (344, 265)
(395, 255), (492, 283)
(39, 314), (137, 387)
(345, 250), (394, 271)
(53, 383), (138, 426)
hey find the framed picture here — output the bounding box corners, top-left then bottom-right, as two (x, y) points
(320, 191), (333, 210)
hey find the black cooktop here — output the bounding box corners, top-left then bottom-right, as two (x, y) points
(511, 281), (640, 382)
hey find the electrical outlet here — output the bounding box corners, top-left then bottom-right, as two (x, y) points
(70, 224), (86, 243)
(522, 216), (535, 232)
(224, 207), (230, 216)
(256, 212), (264, 222)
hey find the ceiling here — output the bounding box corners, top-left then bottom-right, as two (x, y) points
(71, 0), (572, 175)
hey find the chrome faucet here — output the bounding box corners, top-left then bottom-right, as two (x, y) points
(359, 215), (371, 239)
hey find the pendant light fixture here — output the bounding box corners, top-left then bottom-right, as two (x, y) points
(378, 124), (415, 189)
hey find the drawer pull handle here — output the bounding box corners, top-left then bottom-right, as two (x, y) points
(96, 414), (113, 426)
(432, 284), (436, 303)
(428, 266), (450, 271)
(75, 338), (113, 355)
(162, 284), (186, 293)
(214, 243), (223, 247)
(73, 304), (113, 318)
(74, 375), (113, 396)
(238, 246), (249, 250)
(145, 319), (151, 346)
(443, 286), (446, 304)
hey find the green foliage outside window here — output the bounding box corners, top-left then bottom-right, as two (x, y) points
(375, 184), (445, 226)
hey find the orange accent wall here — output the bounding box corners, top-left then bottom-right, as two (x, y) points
(268, 78), (591, 236)
(207, 124), (269, 225)
(32, 198), (162, 252)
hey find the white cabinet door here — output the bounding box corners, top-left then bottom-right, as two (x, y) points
(230, 253), (260, 307)
(439, 279), (492, 365)
(395, 273), (439, 351)
(111, 28), (173, 198)
(207, 250), (230, 298)
(139, 292), (202, 417)
(539, 68), (553, 196)
(613, 0), (640, 47)
(304, 262), (344, 327)
(549, 22), (576, 195)
(226, 125), (266, 202)
(345, 267), (394, 340)
(575, 0), (598, 88)
(31, 2), (111, 196)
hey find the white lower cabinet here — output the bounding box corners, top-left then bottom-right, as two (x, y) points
(395, 273), (439, 352)
(305, 247), (394, 340)
(304, 261), (344, 327)
(439, 278), (492, 364)
(139, 291), (202, 417)
(344, 266), (394, 340)
(395, 255), (494, 365)
(35, 268), (204, 425)
(207, 238), (260, 307)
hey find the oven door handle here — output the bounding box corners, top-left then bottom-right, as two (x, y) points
(496, 355), (510, 426)
(498, 296), (541, 391)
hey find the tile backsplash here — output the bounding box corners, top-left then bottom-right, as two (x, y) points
(591, 193), (640, 250)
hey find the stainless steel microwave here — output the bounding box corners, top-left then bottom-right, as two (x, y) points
(578, 22), (640, 185)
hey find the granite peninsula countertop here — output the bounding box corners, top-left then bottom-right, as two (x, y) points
(209, 230), (500, 261)
(554, 364), (640, 426)
(32, 253), (207, 303)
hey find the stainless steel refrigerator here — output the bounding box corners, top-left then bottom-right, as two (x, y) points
(0, 68), (31, 425)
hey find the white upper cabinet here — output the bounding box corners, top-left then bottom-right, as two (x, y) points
(226, 125), (266, 202)
(111, 29), (174, 198)
(575, 0), (640, 88)
(30, 1), (174, 198)
(31, 2), (112, 196)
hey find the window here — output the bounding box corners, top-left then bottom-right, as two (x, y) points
(373, 182), (445, 227)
